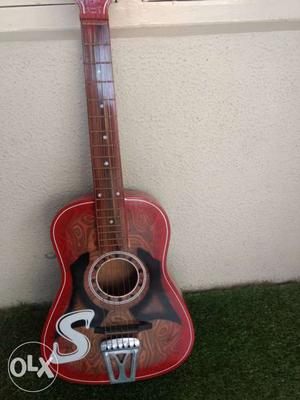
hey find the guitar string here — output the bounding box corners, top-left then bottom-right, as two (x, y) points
(92, 22), (113, 344)
(99, 23), (117, 346)
(84, 22), (109, 342)
(85, 22), (134, 347)
(105, 22), (131, 345)
(85, 22), (122, 342)
(95, 22), (128, 346)
(105, 22), (133, 344)
(103, 22), (132, 344)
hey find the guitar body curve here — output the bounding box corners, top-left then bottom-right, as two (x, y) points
(42, 190), (194, 384)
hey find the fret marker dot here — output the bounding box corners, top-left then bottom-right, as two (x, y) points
(104, 161), (109, 166)
(97, 193), (102, 198)
(100, 104), (104, 109)
(109, 219), (114, 224)
(103, 135), (107, 140)
(116, 192), (120, 196)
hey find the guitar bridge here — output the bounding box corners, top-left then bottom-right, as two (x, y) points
(100, 338), (140, 384)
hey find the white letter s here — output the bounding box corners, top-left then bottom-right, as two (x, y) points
(50, 309), (95, 364)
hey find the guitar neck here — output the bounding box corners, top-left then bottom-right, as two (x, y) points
(81, 20), (127, 251)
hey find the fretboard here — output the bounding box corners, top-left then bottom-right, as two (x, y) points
(81, 20), (127, 252)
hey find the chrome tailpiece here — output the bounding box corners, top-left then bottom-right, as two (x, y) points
(101, 337), (140, 384)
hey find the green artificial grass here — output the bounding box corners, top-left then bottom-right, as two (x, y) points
(0, 283), (299, 400)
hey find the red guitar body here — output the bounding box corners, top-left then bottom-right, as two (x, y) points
(42, 190), (194, 383)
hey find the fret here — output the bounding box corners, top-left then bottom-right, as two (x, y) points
(94, 183), (121, 188)
(83, 61), (112, 65)
(88, 98), (115, 102)
(89, 124), (112, 133)
(95, 195), (122, 200)
(96, 207), (120, 212)
(91, 129), (114, 133)
(94, 177), (117, 182)
(93, 180), (119, 187)
(86, 80), (113, 84)
(96, 213), (121, 219)
(91, 138), (115, 147)
(93, 132), (112, 141)
(96, 208), (120, 213)
(93, 170), (120, 177)
(94, 181), (120, 187)
(97, 242), (124, 248)
(96, 223), (122, 228)
(96, 216), (122, 222)
(96, 235), (124, 240)
(91, 140), (114, 147)
(91, 136), (114, 145)
(94, 187), (118, 191)
(89, 115), (114, 119)
(91, 134), (114, 143)
(93, 168), (118, 173)
(96, 222), (122, 228)
(92, 152), (116, 159)
(95, 184), (121, 188)
(97, 225), (122, 231)
(94, 184), (120, 189)
(100, 242), (123, 250)
(89, 112), (114, 119)
(97, 242), (126, 248)
(98, 237), (124, 242)
(94, 196), (122, 201)
(86, 79), (114, 89)
(98, 235), (124, 241)
(93, 174), (120, 182)
(84, 56), (111, 65)
(97, 231), (123, 236)
(97, 230), (123, 235)
(95, 196), (124, 205)
(95, 203), (121, 208)
(92, 155), (116, 159)
(96, 176), (117, 180)
(95, 209), (121, 214)
(91, 139), (115, 145)
(92, 151), (116, 158)
(83, 42), (111, 46)
(92, 144), (114, 148)
(96, 237), (127, 243)
(94, 188), (119, 192)
(97, 231), (124, 237)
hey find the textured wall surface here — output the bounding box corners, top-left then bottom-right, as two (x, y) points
(1, 25), (300, 306)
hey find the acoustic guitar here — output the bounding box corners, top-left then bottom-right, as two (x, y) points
(42, 0), (194, 384)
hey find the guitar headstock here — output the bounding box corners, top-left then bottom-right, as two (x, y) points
(76, 0), (114, 20)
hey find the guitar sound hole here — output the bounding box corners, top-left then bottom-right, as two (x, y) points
(96, 259), (138, 297)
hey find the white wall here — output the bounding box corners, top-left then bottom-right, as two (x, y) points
(1, 0), (300, 306)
